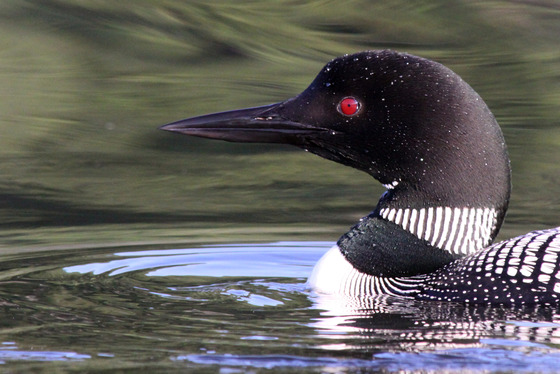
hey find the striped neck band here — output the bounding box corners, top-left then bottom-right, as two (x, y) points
(379, 207), (498, 256)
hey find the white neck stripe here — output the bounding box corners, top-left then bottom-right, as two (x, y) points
(380, 206), (498, 256)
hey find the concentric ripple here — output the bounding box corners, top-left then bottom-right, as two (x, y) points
(0, 241), (558, 372)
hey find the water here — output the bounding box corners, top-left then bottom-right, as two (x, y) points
(1, 0), (560, 372)
(1, 241), (560, 372)
(0, 241), (560, 372)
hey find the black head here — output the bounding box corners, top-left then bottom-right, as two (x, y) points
(162, 50), (511, 216)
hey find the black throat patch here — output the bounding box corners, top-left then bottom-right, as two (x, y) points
(338, 215), (461, 278)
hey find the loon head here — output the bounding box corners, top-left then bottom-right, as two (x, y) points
(162, 50), (511, 260)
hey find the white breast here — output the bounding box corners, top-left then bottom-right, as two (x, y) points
(307, 245), (423, 297)
(307, 245), (357, 294)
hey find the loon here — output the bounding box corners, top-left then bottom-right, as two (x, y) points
(160, 50), (560, 305)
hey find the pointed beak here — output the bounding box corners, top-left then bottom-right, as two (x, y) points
(160, 102), (328, 144)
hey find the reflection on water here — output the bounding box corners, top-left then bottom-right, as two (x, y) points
(0, 352), (90, 365)
(0, 343), (90, 363)
(64, 242), (327, 278)
(0, 242), (559, 371)
(1, 0), (560, 371)
(183, 349), (560, 372)
(1, 0), (560, 248)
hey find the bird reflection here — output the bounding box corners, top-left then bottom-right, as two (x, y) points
(310, 292), (560, 352)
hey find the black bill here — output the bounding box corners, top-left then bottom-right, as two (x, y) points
(160, 102), (328, 144)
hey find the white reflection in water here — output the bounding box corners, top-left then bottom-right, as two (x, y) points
(62, 241), (560, 357)
(63, 241), (331, 278)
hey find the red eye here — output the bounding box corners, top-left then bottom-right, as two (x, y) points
(338, 97), (360, 116)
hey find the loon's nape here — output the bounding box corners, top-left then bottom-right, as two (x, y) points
(160, 50), (560, 306)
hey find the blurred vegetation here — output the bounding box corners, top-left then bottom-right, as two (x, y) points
(0, 0), (559, 249)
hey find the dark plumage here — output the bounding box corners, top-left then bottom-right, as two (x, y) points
(161, 50), (560, 305)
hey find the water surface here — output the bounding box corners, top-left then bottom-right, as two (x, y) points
(1, 1), (560, 372)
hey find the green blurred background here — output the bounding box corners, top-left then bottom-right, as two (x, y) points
(1, 0), (559, 251)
